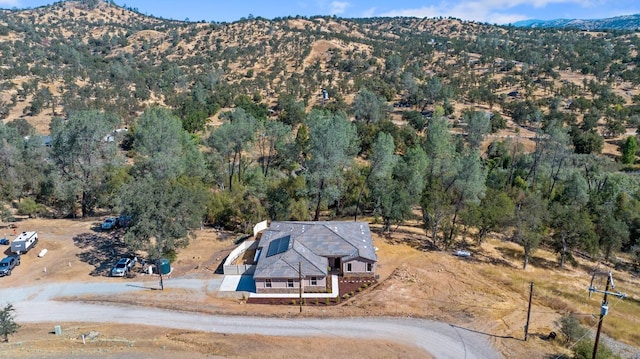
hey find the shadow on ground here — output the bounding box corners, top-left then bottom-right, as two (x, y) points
(73, 232), (131, 277)
(497, 247), (559, 270)
(450, 324), (520, 340)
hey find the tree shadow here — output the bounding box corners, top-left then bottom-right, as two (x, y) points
(496, 247), (560, 270)
(470, 250), (515, 268)
(73, 232), (131, 277)
(529, 255), (561, 270)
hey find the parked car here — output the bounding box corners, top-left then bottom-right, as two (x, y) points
(101, 217), (118, 230)
(118, 215), (132, 228)
(0, 237), (9, 245)
(0, 254), (20, 277)
(110, 257), (133, 277)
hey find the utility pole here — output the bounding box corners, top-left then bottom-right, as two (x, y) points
(592, 277), (609, 359)
(298, 261), (303, 313)
(524, 282), (534, 341)
(157, 259), (164, 291)
(589, 271), (626, 359)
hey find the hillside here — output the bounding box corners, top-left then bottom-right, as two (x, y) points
(1, 1), (638, 137)
(513, 14), (640, 31)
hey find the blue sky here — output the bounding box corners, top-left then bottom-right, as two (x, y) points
(1, 0), (638, 25)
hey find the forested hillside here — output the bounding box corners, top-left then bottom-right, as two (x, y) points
(514, 13), (640, 31)
(1, 0), (640, 268)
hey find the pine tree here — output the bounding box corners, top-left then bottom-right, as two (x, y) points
(0, 303), (20, 342)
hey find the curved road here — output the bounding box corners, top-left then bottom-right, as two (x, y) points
(2, 279), (502, 359)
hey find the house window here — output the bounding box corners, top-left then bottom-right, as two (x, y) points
(265, 279), (272, 288)
(287, 279), (294, 288)
(367, 263), (373, 272)
(346, 263), (352, 272)
(311, 276), (317, 285)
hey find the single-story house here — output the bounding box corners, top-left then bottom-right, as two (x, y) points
(253, 221), (377, 294)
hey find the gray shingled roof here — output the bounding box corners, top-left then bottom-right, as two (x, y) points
(253, 221), (377, 279)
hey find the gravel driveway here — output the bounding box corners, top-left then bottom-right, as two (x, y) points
(3, 279), (502, 359)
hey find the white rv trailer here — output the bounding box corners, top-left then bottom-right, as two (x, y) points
(11, 231), (38, 254)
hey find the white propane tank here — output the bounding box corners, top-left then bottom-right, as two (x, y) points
(38, 248), (48, 257)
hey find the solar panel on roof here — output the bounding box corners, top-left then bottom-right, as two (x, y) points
(266, 235), (290, 257)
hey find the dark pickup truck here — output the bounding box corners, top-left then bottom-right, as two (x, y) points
(0, 255), (20, 277)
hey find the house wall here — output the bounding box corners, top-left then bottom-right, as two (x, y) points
(255, 276), (328, 294)
(342, 258), (375, 278)
(223, 240), (258, 275)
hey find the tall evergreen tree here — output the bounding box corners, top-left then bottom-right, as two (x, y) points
(0, 303), (20, 342)
(304, 110), (358, 221)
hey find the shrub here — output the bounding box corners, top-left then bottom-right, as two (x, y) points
(572, 339), (618, 359)
(559, 314), (588, 345)
(161, 249), (178, 262)
(17, 198), (46, 218)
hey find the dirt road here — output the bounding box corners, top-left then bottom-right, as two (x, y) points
(14, 300), (501, 359)
(3, 278), (501, 359)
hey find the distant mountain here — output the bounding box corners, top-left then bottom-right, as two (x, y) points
(512, 14), (640, 31)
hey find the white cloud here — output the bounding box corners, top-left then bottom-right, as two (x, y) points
(362, 7), (376, 17)
(378, 0), (602, 24)
(330, 1), (350, 15)
(0, 0), (20, 6)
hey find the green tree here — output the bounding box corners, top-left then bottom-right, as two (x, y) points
(353, 88), (388, 125)
(446, 151), (486, 246)
(0, 303), (20, 342)
(118, 176), (208, 259)
(466, 188), (515, 243)
(371, 146), (426, 233)
(275, 93), (306, 126)
(304, 110), (359, 221)
(207, 108), (257, 191)
(512, 192), (547, 269)
(571, 129), (604, 155)
(549, 204), (597, 268)
(421, 111), (457, 246)
(133, 107), (205, 181)
(354, 132), (396, 221)
(620, 135), (638, 164)
(256, 120), (291, 177)
(17, 197), (45, 218)
(462, 110), (490, 150)
(596, 208), (629, 260)
(234, 95), (268, 120)
(50, 110), (121, 217)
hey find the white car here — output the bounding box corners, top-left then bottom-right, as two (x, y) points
(110, 257), (133, 277)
